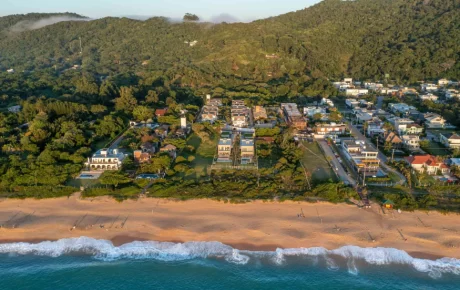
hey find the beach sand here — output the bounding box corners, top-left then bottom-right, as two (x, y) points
(0, 195), (459, 259)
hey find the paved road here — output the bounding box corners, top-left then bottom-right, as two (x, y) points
(376, 96), (384, 110)
(317, 140), (356, 186)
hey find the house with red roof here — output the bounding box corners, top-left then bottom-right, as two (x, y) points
(155, 108), (168, 117)
(405, 155), (450, 175)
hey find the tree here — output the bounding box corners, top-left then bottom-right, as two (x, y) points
(313, 113), (322, 121)
(100, 171), (131, 188)
(384, 141), (393, 152)
(183, 13), (199, 22)
(133, 106), (153, 123)
(114, 87), (138, 113)
(145, 90), (159, 104)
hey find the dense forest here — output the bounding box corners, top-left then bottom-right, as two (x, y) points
(0, 0), (459, 86)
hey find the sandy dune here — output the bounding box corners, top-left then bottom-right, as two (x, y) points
(0, 195), (459, 259)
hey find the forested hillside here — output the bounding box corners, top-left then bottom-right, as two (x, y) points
(0, 0), (459, 85)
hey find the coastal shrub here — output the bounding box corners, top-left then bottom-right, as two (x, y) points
(0, 186), (75, 199)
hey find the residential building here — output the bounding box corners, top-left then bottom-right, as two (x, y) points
(445, 89), (460, 99)
(217, 137), (232, 162)
(342, 139), (380, 173)
(320, 98), (334, 107)
(345, 89), (369, 96)
(253, 106), (268, 121)
(405, 155), (450, 175)
(201, 105), (219, 123)
(359, 99), (373, 107)
(344, 78), (353, 84)
(231, 100), (249, 127)
(314, 123), (347, 136)
(208, 98), (223, 106)
(7, 69), (14, 73)
(345, 99), (359, 108)
(440, 133), (460, 150)
(402, 135), (421, 151)
(355, 109), (373, 123)
(364, 82), (383, 91)
(141, 142), (156, 154)
(281, 103), (307, 130)
(366, 118), (385, 136)
(133, 150), (151, 163)
(159, 144), (177, 159)
(419, 93), (438, 101)
(7, 105), (21, 113)
(333, 82), (352, 90)
(388, 103), (416, 114)
(382, 132), (403, 149)
(421, 83), (438, 92)
(304, 106), (326, 117)
(85, 148), (126, 170)
(438, 79), (450, 86)
(380, 88), (398, 95)
(155, 108), (168, 117)
(154, 125), (169, 139)
(389, 117), (414, 135)
(240, 137), (255, 164)
(423, 113), (446, 128)
(406, 124), (424, 135)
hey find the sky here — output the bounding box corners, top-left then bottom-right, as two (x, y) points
(1, 0), (321, 22)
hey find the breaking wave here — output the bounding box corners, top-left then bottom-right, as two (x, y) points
(0, 237), (459, 278)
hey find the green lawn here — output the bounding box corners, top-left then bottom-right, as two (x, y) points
(301, 142), (337, 182)
(422, 141), (451, 156)
(179, 133), (218, 177)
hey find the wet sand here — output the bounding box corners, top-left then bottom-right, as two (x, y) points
(0, 195), (459, 259)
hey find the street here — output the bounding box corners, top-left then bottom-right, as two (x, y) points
(317, 140), (356, 186)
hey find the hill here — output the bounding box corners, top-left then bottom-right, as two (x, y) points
(0, 0), (459, 85)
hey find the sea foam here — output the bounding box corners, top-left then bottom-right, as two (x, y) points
(0, 237), (459, 278)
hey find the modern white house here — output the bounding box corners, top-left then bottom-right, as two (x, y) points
(345, 89), (369, 96)
(304, 106), (327, 117)
(402, 135), (421, 151)
(346, 99), (359, 108)
(421, 83), (438, 92)
(445, 89), (460, 99)
(440, 133), (460, 150)
(438, 79), (450, 86)
(388, 103), (416, 114)
(424, 113), (446, 128)
(85, 148), (126, 170)
(419, 94), (438, 101)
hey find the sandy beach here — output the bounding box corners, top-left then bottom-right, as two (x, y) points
(0, 194), (459, 259)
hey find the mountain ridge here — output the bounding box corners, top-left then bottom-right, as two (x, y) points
(0, 0), (459, 83)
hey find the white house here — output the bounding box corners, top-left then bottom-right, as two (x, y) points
(366, 118), (385, 136)
(390, 117), (414, 135)
(419, 93), (438, 101)
(320, 98), (334, 107)
(421, 83), (438, 92)
(445, 89), (460, 99)
(388, 103), (416, 114)
(85, 148), (126, 170)
(424, 113), (446, 128)
(438, 79), (449, 86)
(405, 155), (450, 175)
(7, 105), (21, 113)
(304, 106), (326, 117)
(402, 135), (421, 151)
(440, 133), (460, 150)
(346, 99), (359, 108)
(6, 69), (14, 73)
(345, 89), (369, 97)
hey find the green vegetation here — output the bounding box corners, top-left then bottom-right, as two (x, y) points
(300, 142), (337, 183)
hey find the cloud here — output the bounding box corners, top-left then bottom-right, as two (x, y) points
(9, 16), (91, 32)
(209, 13), (241, 23)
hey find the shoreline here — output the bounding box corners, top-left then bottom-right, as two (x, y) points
(0, 235), (446, 261)
(0, 196), (459, 260)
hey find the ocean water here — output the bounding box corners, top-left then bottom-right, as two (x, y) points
(0, 237), (459, 290)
